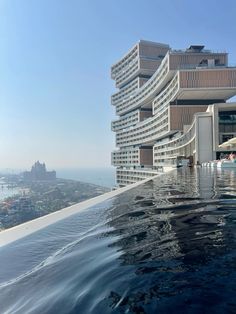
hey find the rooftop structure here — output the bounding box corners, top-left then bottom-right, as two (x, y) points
(111, 40), (236, 187)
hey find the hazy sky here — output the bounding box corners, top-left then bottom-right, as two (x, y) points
(1, 0), (236, 170)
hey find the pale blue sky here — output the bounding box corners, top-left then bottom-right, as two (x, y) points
(0, 0), (236, 170)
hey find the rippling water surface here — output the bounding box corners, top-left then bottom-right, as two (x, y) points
(0, 168), (236, 313)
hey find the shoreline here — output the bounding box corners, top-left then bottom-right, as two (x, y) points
(0, 177), (109, 234)
(0, 170), (174, 247)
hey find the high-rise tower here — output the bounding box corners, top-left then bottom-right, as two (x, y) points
(111, 40), (236, 186)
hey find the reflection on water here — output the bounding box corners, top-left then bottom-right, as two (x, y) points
(0, 168), (236, 313)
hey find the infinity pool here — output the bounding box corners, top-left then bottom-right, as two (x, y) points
(0, 167), (236, 313)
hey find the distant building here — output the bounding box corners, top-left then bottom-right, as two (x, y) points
(11, 197), (32, 212)
(23, 161), (56, 181)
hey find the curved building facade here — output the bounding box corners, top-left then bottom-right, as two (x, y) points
(111, 40), (236, 186)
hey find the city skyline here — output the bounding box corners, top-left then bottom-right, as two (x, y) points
(1, 0), (236, 169)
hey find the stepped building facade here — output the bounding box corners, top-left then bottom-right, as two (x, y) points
(111, 40), (236, 187)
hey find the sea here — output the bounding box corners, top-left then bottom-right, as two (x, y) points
(0, 177), (22, 201)
(0, 185), (22, 201)
(56, 167), (116, 188)
(0, 168), (116, 201)
(0, 167), (236, 313)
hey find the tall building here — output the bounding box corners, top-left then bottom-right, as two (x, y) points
(23, 161), (56, 181)
(111, 40), (236, 187)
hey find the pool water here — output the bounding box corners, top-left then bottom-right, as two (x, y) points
(0, 167), (236, 313)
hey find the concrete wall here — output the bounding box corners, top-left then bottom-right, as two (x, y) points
(196, 116), (213, 163)
(140, 148), (153, 165)
(169, 105), (208, 131)
(139, 58), (162, 71)
(169, 53), (227, 70)
(179, 69), (236, 88)
(139, 42), (169, 58)
(139, 110), (152, 121)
